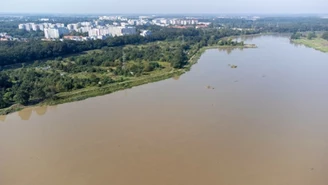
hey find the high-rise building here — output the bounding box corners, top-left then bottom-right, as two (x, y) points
(25, 24), (31, 31)
(88, 29), (101, 37)
(18, 24), (25, 30)
(44, 28), (69, 39)
(39, 25), (44, 31)
(67, 24), (74, 30)
(88, 26), (136, 38)
(31, 24), (40, 31)
(79, 27), (92, 33)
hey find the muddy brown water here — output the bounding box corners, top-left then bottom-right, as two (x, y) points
(1, 35), (328, 185)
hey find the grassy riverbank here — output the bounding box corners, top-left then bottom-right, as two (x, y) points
(0, 69), (184, 115)
(0, 43), (257, 116)
(292, 38), (328, 53)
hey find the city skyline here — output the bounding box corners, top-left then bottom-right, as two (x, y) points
(0, 0), (327, 14)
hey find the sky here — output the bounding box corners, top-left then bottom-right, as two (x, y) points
(0, 0), (327, 14)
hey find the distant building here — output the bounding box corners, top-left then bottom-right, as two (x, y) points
(94, 20), (104, 26)
(140, 30), (152, 37)
(128, 19), (138, 25)
(44, 28), (69, 39)
(63, 36), (88, 41)
(67, 24), (74, 30)
(39, 24), (45, 31)
(25, 24), (31, 31)
(55, 23), (65, 28)
(31, 24), (40, 31)
(196, 24), (209, 29)
(39, 18), (50, 21)
(18, 24), (25, 30)
(121, 26), (137, 36)
(78, 26), (92, 33)
(88, 26), (136, 37)
(88, 28), (102, 37)
(19, 22), (65, 32)
(81, 22), (92, 27)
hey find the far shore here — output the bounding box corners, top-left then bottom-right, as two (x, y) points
(291, 38), (328, 53)
(0, 42), (258, 116)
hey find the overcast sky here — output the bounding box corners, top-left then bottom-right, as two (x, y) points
(1, 0), (327, 14)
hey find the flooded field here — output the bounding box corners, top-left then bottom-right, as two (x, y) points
(1, 35), (328, 185)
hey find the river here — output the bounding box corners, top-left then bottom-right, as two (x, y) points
(1, 35), (328, 185)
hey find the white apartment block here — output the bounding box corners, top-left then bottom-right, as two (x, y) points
(88, 26), (136, 37)
(25, 24), (31, 31)
(121, 27), (137, 36)
(44, 28), (69, 39)
(67, 24), (74, 30)
(18, 24), (25, 30)
(80, 22), (92, 27)
(31, 24), (40, 31)
(19, 23), (66, 32)
(78, 27), (92, 33)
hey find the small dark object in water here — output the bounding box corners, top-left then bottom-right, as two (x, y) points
(231, 65), (238, 68)
(234, 80), (239, 83)
(206, 85), (215, 90)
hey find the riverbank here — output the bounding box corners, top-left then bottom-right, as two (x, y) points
(0, 70), (184, 115)
(292, 38), (328, 53)
(0, 43), (257, 116)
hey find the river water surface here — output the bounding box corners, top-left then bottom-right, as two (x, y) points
(1, 35), (328, 185)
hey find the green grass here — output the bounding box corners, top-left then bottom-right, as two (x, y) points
(292, 38), (328, 53)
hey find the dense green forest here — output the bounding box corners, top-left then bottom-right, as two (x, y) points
(0, 42), (186, 108)
(0, 28), (253, 67)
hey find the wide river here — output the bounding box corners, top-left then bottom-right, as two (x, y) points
(1, 35), (328, 185)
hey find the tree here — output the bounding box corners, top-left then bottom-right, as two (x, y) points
(0, 73), (11, 88)
(14, 90), (29, 105)
(171, 48), (187, 68)
(31, 88), (46, 100)
(307, 32), (317, 40)
(291, 32), (301, 39)
(322, 32), (328, 40)
(0, 91), (9, 109)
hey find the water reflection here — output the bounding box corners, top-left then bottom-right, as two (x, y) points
(217, 47), (244, 55)
(34, 106), (48, 116)
(47, 105), (57, 111)
(18, 108), (33, 120)
(172, 75), (180, 80)
(9, 105), (57, 121)
(289, 40), (303, 47)
(0, 115), (6, 122)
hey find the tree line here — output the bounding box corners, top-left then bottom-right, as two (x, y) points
(0, 28), (201, 67)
